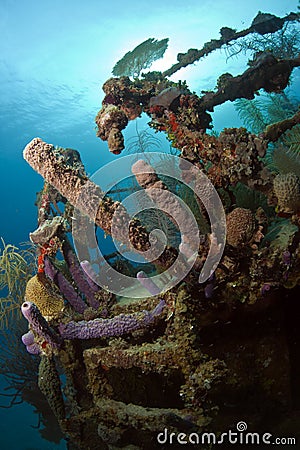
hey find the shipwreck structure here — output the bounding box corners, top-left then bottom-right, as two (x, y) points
(18, 9), (300, 449)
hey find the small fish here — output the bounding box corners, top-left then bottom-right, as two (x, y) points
(150, 87), (181, 108)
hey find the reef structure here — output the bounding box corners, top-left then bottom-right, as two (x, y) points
(18, 7), (300, 450)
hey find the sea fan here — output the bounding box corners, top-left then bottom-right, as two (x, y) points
(231, 182), (274, 215)
(264, 93), (298, 122)
(282, 124), (300, 156)
(264, 126), (300, 176)
(235, 92), (298, 133)
(112, 38), (169, 78)
(265, 142), (300, 177)
(235, 91), (300, 176)
(235, 97), (268, 134)
(225, 20), (300, 60)
(136, 208), (181, 249)
(0, 239), (36, 328)
(263, 218), (298, 251)
(126, 127), (162, 154)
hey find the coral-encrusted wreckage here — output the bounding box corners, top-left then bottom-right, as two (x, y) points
(20, 9), (300, 450)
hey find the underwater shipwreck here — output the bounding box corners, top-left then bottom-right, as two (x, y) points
(2, 7), (300, 450)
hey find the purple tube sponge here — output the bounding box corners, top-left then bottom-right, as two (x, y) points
(261, 283), (271, 295)
(80, 260), (100, 292)
(26, 342), (41, 355)
(44, 256), (87, 314)
(22, 330), (41, 354)
(204, 272), (215, 299)
(59, 299), (165, 340)
(61, 241), (99, 310)
(136, 271), (161, 296)
(282, 250), (291, 266)
(21, 301), (62, 349)
(21, 330), (35, 346)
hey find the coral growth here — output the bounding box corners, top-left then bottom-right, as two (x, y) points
(25, 274), (64, 319)
(273, 172), (300, 212)
(15, 5), (300, 450)
(95, 104), (128, 154)
(251, 12), (284, 35)
(21, 301), (62, 350)
(58, 300), (165, 339)
(226, 207), (257, 248)
(38, 355), (65, 424)
(23, 137), (182, 269)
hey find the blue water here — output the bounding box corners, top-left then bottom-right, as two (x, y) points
(0, 401), (65, 450)
(0, 0), (299, 448)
